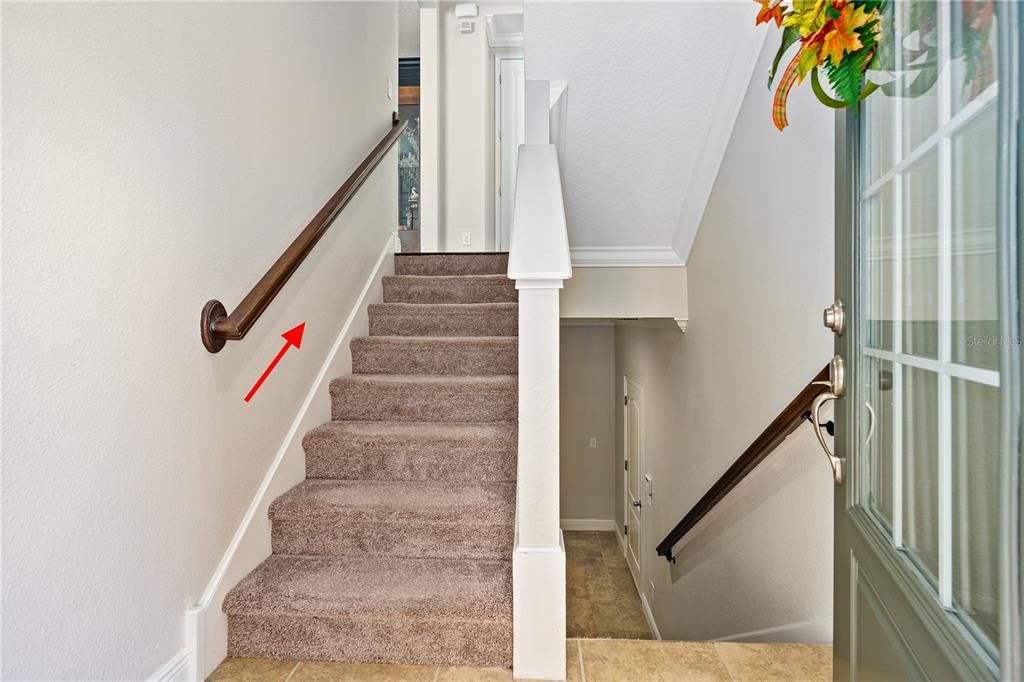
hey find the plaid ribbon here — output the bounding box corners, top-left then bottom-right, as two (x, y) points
(772, 52), (802, 131)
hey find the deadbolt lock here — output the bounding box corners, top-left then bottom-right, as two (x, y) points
(823, 300), (845, 336)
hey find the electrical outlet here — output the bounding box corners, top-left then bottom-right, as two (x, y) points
(462, 232), (472, 246)
(589, 437), (597, 448)
(387, 77), (394, 102)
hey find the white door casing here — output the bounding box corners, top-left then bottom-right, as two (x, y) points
(624, 376), (644, 591)
(495, 56), (525, 252)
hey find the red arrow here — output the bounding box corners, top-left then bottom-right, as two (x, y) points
(244, 323), (305, 403)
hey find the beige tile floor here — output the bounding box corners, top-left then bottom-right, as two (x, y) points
(565, 530), (652, 639)
(209, 639), (832, 681)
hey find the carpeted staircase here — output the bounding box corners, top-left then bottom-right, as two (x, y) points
(223, 253), (517, 668)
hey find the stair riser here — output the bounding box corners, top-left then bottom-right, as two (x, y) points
(383, 279), (516, 304)
(227, 615), (512, 667)
(272, 520), (513, 560)
(368, 306), (517, 337)
(305, 446), (516, 482)
(331, 382), (516, 422)
(351, 343), (517, 376)
(395, 254), (509, 276)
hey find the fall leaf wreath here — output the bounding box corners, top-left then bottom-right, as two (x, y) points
(755, 0), (996, 130)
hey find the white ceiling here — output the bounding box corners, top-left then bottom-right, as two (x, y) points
(524, 1), (765, 265)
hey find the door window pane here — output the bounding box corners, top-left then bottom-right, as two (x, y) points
(864, 185), (895, 351)
(951, 0), (998, 114)
(952, 379), (1000, 650)
(952, 107), (998, 370)
(902, 367), (939, 585)
(903, 152), (940, 359)
(899, 2), (940, 155)
(864, 357), (895, 528)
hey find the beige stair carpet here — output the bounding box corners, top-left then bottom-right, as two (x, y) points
(223, 252), (516, 668)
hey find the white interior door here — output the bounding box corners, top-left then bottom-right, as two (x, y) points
(624, 377), (644, 590)
(496, 57), (524, 252)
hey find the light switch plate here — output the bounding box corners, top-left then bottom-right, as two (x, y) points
(589, 437), (597, 448)
(461, 232), (472, 246)
(387, 77), (394, 102)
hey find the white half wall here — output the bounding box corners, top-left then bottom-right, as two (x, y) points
(613, 33), (836, 644)
(1, 3), (398, 678)
(560, 267), (687, 325)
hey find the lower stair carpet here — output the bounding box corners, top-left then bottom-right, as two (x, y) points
(223, 252), (517, 668)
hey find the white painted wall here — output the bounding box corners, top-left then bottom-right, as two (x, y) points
(613, 35), (836, 643)
(399, 0), (420, 58)
(439, 0), (522, 253)
(561, 267), (688, 325)
(523, 1), (764, 264)
(1, 3), (397, 678)
(560, 325), (616, 522)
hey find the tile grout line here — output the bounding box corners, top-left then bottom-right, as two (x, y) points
(576, 639), (587, 682)
(712, 643), (740, 682)
(432, 666), (440, 682)
(282, 662), (301, 682)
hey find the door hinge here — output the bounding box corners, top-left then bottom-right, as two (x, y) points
(624, 524), (628, 536)
(624, 460), (629, 471)
(624, 396), (629, 406)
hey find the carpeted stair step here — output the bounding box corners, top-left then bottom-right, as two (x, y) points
(270, 479), (515, 559)
(223, 554), (512, 667)
(351, 336), (517, 375)
(303, 421), (517, 481)
(383, 275), (516, 304)
(368, 303), (517, 337)
(331, 375), (516, 423)
(395, 253), (508, 276)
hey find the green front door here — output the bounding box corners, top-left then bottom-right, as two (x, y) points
(827, 2), (1021, 679)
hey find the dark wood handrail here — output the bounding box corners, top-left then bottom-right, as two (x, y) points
(656, 364), (830, 562)
(200, 112), (408, 353)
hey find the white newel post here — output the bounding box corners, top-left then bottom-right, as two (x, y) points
(508, 143), (571, 681)
(512, 284), (566, 681)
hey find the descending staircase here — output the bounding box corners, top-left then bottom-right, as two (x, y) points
(223, 253), (517, 668)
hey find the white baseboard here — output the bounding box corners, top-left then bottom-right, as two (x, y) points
(148, 648), (190, 682)
(712, 615), (833, 645)
(640, 592), (662, 641)
(185, 235), (396, 679)
(560, 518), (617, 532)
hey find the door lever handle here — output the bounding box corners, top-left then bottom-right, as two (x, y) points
(811, 392), (844, 485)
(632, 501), (642, 508)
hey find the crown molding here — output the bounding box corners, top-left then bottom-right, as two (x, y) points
(569, 246), (683, 267)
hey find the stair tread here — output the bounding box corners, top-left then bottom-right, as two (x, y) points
(305, 420), (517, 442)
(370, 302), (518, 310)
(383, 274), (512, 283)
(333, 374), (516, 386)
(351, 335), (517, 346)
(224, 554), (512, 622)
(270, 479), (515, 522)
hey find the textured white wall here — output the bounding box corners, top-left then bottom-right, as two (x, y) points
(613, 35), (836, 643)
(399, 0), (420, 57)
(523, 1), (759, 260)
(1, 3), (397, 678)
(560, 325), (616, 521)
